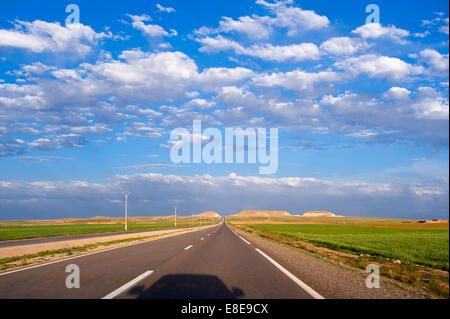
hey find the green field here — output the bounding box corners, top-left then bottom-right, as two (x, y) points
(0, 220), (215, 241)
(245, 223), (449, 270)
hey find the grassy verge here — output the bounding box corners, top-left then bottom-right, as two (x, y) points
(231, 223), (449, 298)
(0, 221), (216, 241)
(245, 223), (449, 270)
(0, 229), (189, 272)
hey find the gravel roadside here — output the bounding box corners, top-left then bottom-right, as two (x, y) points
(230, 225), (431, 299)
(0, 225), (213, 260)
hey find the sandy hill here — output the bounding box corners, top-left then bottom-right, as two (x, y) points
(233, 210), (291, 218)
(301, 211), (339, 217)
(195, 211), (221, 218)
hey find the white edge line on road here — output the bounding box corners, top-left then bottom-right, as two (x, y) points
(0, 225), (215, 277)
(255, 248), (325, 300)
(238, 236), (251, 245)
(184, 245), (193, 250)
(102, 270), (153, 299)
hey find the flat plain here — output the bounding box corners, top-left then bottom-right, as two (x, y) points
(0, 216), (219, 241)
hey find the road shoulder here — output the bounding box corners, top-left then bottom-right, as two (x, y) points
(230, 224), (432, 299)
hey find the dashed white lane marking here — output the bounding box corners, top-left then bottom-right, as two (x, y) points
(255, 248), (325, 299)
(238, 236), (251, 245)
(184, 245), (193, 250)
(200, 237), (204, 240)
(102, 270), (154, 299)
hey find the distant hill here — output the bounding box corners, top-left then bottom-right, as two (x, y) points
(232, 210), (291, 218)
(301, 211), (340, 217)
(195, 211), (221, 218)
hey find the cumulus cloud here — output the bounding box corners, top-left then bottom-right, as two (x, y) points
(411, 87), (449, 120)
(0, 48), (255, 156)
(333, 54), (423, 81)
(253, 68), (342, 95)
(184, 98), (216, 109)
(383, 87), (411, 100)
(352, 23), (410, 43)
(418, 49), (449, 76)
(127, 14), (177, 37)
(213, 83), (448, 147)
(0, 7), (447, 175)
(319, 88), (449, 145)
(251, 54), (422, 96)
(320, 37), (368, 55)
(196, 35), (320, 61)
(49, 49), (253, 103)
(255, 0), (330, 35)
(0, 20), (110, 55)
(193, 0), (329, 40)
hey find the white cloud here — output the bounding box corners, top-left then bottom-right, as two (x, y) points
(73, 50), (253, 100)
(156, 4), (176, 13)
(253, 68), (342, 95)
(320, 37), (368, 55)
(256, 0), (329, 35)
(334, 54), (423, 81)
(123, 122), (162, 139)
(0, 20), (110, 55)
(197, 67), (254, 87)
(0, 48), (256, 153)
(127, 14), (176, 37)
(194, 0), (329, 39)
(21, 62), (54, 75)
(213, 106), (250, 121)
(383, 87), (411, 100)
(439, 18), (449, 34)
(158, 42), (172, 49)
(184, 98), (216, 109)
(418, 49), (449, 75)
(413, 31), (430, 38)
(252, 54), (423, 96)
(411, 87), (449, 120)
(218, 16), (272, 40)
(422, 14), (449, 35)
(28, 134), (87, 151)
(352, 23), (410, 43)
(317, 88), (449, 146)
(346, 130), (378, 139)
(197, 35), (320, 61)
(45, 124), (112, 135)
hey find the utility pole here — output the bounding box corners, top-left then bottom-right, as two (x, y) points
(174, 206), (177, 227)
(192, 213), (194, 226)
(123, 193), (129, 231)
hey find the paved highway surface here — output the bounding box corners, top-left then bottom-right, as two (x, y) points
(0, 221), (322, 299)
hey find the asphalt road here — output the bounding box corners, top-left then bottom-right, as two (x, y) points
(0, 221), (320, 299)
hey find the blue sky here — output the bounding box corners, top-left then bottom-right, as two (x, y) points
(0, 0), (448, 220)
